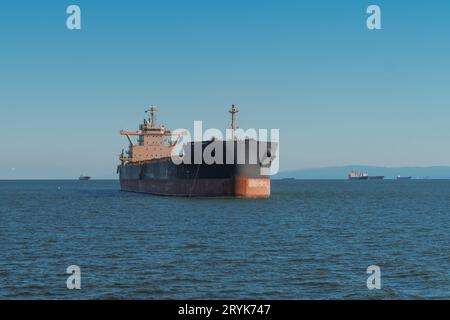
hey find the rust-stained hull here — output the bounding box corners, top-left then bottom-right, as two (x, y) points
(120, 177), (270, 198)
(118, 140), (276, 198)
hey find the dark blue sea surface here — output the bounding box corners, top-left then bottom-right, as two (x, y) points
(0, 180), (449, 299)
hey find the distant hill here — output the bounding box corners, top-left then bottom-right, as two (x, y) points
(275, 165), (450, 180)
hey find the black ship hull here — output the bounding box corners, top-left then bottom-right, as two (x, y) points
(118, 140), (276, 197)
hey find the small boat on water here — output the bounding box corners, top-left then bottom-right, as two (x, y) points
(396, 176), (412, 180)
(78, 175), (91, 180)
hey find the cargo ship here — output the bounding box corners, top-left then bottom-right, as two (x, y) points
(396, 176), (412, 180)
(348, 171), (369, 180)
(117, 105), (277, 197)
(348, 172), (384, 180)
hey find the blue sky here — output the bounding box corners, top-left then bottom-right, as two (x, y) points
(1, 1), (449, 178)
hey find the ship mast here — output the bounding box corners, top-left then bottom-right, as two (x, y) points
(146, 105), (158, 128)
(229, 104), (238, 140)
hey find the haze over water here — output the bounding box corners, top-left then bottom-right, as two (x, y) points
(0, 180), (448, 299)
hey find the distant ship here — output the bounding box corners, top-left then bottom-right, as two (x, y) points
(78, 175), (91, 180)
(396, 176), (412, 180)
(348, 171), (369, 180)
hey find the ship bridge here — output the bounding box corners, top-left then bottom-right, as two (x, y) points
(120, 106), (182, 163)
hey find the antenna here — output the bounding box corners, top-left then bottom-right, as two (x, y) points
(229, 104), (238, 140)
(145, 105), (158, 128)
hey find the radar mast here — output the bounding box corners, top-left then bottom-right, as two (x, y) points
(229, 104), (238, 140)
(146, 105), (158, 128)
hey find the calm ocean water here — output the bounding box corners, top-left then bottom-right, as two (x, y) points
(0, 180), (448, 299)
